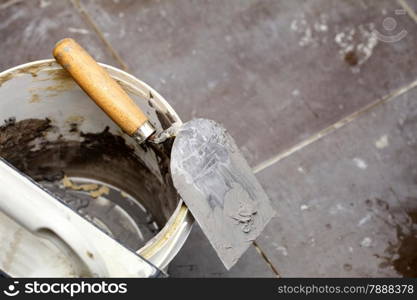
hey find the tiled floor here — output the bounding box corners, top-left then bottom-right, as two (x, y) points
(256, 88), (417, 277)
(1, 0), (417, 277)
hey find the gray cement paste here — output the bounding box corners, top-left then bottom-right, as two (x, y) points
(0, 117), (179, 250)
(170, 118), (275, 269)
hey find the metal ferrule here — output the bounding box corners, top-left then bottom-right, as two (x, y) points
(132, 120), (156, 144)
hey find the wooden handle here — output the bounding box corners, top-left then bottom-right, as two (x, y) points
(53, 38), (148, 135)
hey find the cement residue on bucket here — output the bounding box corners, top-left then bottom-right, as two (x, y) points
(0, 117), (179, 250)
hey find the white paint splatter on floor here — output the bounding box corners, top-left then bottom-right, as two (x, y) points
(276, 246), (288, 256)
(40, 0), (51, 9)
(290, 13), (328, 47)
(375, 135), (389, 149)
(297, 166), (306, 173)
(68, 28), (89, 35)
(353, 157), (368, 169)
(358, 213), (372, 226)
(291, 13), (378, 72)
(360, 237), (372, 247)
(334, 23), (379, 71)
(292, 89), (300, 97)
(329, 204), (346, 215)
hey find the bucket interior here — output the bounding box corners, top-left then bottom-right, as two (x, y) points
(0, 61), (182, 253)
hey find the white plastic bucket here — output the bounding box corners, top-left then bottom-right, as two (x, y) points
(0, 60), (193, 277)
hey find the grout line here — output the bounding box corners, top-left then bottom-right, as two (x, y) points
(252, 241), (281, 278)
(70, 0), (129, 71)
(397, 0), (417, 24)
(253, 78), (417, 174)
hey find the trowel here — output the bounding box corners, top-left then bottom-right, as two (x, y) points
(53, 38), (275, 270)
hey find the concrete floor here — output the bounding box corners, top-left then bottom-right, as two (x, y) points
(1, 0), (417, 277)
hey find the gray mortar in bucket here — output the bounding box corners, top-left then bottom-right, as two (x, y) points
(0, 60), (193, 274)
(0, 117), (176, 250)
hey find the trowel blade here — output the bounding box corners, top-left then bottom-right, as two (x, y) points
(170, 119), (275, 269)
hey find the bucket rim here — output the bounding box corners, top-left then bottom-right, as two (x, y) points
(0, 59), (194, 269)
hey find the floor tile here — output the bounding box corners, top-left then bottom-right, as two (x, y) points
(256, 86), (417, 277)
(0, 0), (117, 72)
(403, 0), (417, 14)
(168, 225), (275, 277)
(82, 0), (417, 166)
